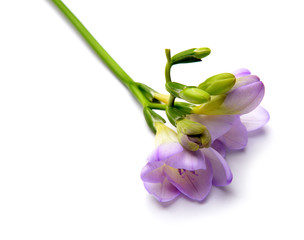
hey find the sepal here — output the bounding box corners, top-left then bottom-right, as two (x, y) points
(166, 106), (188, 126)
(137, 83), (159, 102)
(143, 107), (166, 133)
(165, 82), (186, 98)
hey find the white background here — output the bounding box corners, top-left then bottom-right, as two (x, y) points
(0, 0), (303, 239)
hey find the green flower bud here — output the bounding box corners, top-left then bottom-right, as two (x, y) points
(177, 118), (206, 135)
(198, 73), (236, 95)
(176, 118), (211, 151)
(166, 82), (210, 104)
(179, 87), (210, 104)
(143, 107), (166, 133)
(193, 48), (212, 59)
(178, 132), (200, 151)
(171, 47), (211, 65)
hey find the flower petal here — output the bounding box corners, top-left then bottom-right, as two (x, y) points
(141, 162), (165, 183)
(157, 143), (184, 161)
(240, 106), (270, 132)
(144, 178), (180, 202)
(189, 115), (235, 141)
(165, 149), (206, 171)
(164, 163), (212, 201)
(154, 124), (178, 146)
(231, 75), (260, 90)
(232, 68), (251, 78)
(220, 117), (248, 150)
(222, 81), (265, 114)
(201, 148), (232, 186)
(211, 140), (226, 158)
(147, 143), (183, 162)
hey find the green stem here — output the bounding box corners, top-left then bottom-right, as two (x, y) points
(165, 49), (172, 83)
(164, 49), (176, 107)
(148, 103), (167, 110)
(51, 0), (149, 107)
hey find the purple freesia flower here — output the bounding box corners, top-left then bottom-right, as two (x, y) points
(193, 69), (265, 115)
(191, 69), (270, 154)
(141, 69), (269, 202)
(141, 123), (232, 202)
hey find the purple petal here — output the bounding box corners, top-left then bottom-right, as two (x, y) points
(211, 140), (226, 158)
(147, 143), (183, 162)
(164, 162), (212, 201)
(232, 68), (251, 78)
(240, 106), (270, 132)
(144, 178), (180, 202)
(231, 75), (260, 90)
(189, 115), (235, 141)
(201, 148), (232, 186)
(157, 143), (184, 161)
(141, 162), (165, 183)
(220, 117), (248, 150)
(165, 149), (206, 171)
(223, 81), (265, 114)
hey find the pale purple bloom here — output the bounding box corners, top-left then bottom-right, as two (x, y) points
(192, 107), (269, 154)
(193, 69), (270, 151)
(141, 123), (233, 202)
(141, 142), (232, 202)
(194, 69), (265, 115)
(141, 69), (269, 202)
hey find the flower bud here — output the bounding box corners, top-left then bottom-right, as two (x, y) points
(171, 47), (211, 65)
(177, 118), (206, 135)
(178, 132), (200, 151)
(166, 82), (210, 104)
(179, 87), (210, 104)
(198, 73), (236, 95)
(176, 118), (211, 151)
(193, 48), (211, 59)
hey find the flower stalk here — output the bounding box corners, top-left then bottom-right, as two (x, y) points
(51, 0), (269, 203)
(52, 0), (150, 107)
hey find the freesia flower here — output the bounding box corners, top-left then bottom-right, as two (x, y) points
(189, 108), (269, 159)
(192, 69), (265, 115)
(141, 122), (232, 202)
(190, 69), (270, 153)
(187, 109), (269, 166)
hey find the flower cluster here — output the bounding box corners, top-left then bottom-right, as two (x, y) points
(51, 2), (269, 204)
(141, 67), (269, 202)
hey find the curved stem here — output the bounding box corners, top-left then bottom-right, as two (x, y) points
(165, 49), (172, 83)
(165, 62), (172, 83)
(51, 0), (149, 107)
(164, 49), (176, 107)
